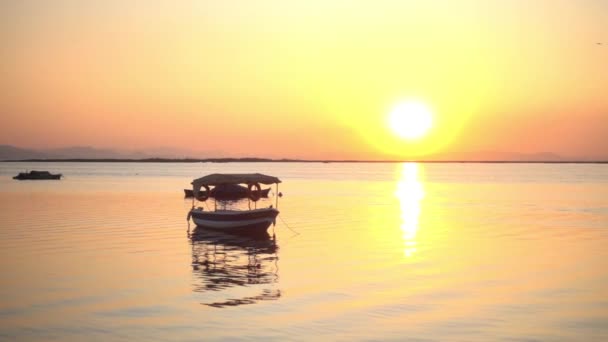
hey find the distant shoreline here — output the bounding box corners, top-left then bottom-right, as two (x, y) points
(1, 158), (607, 164)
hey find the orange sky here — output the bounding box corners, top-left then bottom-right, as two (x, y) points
(2, 1), (607, 160)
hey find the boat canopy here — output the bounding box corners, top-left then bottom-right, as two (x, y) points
(191, 173), (281, 197)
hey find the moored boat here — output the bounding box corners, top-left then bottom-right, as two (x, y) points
(187, 173), (281, 236)
(13, 170), (62, 180)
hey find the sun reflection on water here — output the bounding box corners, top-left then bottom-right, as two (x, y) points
(395, 162), (425, 257)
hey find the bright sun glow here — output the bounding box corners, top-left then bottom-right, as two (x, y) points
(388, 101), (433, 139)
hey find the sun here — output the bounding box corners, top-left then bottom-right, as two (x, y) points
(388, 101), (433, 139)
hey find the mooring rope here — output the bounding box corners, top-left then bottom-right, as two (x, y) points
(279, 215), (300, 236)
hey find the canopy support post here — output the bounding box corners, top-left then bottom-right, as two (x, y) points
(275, 183), (279, 210)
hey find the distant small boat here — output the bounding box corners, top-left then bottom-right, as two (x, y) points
(184, 184), (270, 200)
(13, 170), (62, 180)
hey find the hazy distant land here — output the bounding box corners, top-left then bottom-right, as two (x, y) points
(1, 145), (606, 163)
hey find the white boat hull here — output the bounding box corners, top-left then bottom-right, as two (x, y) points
(189, 207), (279, 235)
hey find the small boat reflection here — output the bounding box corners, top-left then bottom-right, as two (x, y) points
(189, 228), (280, 308)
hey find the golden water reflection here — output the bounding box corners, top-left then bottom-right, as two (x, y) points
(395, 162), (425, 257)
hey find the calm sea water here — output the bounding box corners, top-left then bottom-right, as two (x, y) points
(0, 162), (607, 341)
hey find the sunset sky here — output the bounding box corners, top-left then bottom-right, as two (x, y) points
(2, 1), (607, 160)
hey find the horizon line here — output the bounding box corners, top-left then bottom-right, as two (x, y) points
(2, 158), (607, 164)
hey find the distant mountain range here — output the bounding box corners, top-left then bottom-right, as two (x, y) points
(0, 144), (603, 162)
(0, 145), (199, 161)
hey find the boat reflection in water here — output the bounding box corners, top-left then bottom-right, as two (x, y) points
(395, 163), (424, 258)
(189, 228), (280, 308)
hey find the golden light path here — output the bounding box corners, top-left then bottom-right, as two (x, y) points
(395, 162), (425, 257)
